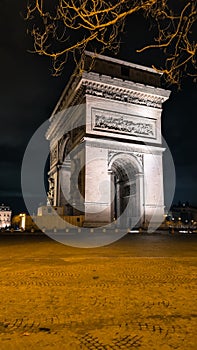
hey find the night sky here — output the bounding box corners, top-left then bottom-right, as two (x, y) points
(0, 1), (196, 215)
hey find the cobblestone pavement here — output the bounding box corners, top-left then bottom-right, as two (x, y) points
(0, 233), (196, 349)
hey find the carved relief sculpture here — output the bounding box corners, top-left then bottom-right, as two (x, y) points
(94, 115), (154, 137)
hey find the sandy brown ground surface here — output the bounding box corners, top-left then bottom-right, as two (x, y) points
(0, 232), (196, 349)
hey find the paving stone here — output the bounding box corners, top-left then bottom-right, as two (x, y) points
(0, 233), (196, 349)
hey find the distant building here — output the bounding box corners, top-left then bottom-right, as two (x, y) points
(0, 204), (12, 228)
(169, 203), (197, 224)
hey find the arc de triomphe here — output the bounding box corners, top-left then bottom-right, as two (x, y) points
(46, 51), (170, 228)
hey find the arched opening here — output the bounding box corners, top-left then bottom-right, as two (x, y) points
(109, 154), (144, 228)
(59, 136), (85, 216)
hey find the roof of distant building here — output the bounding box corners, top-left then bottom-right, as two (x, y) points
(0, 203), (11, 211)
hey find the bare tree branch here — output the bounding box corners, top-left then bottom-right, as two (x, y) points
(25, 0), (197, 85)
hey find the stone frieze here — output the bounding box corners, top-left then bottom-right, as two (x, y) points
(94, 115), (154, 138)
(84, 81), (163, 108)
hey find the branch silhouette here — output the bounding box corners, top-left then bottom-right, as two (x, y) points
(26, 0), (197, 85)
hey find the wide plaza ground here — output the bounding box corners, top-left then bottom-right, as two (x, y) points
(0, 232), (196, 349)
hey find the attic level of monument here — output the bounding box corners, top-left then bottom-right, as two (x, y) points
(46, 52), (170, 229)
(50, 52), (169, 118)
(83, 51), (162, 86)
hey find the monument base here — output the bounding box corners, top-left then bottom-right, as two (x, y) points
(83, 221), (110, 228)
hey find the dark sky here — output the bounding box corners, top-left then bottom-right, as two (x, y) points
(0, 1), (196, 215)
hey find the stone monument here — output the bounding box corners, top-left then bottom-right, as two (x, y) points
(46, 51), (170, 228)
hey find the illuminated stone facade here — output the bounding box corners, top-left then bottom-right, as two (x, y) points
(0, 204), (12, 228)
(46, 52), (170, 228)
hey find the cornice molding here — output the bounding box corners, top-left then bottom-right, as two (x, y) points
(82, 79), (166, 109)
(52, 71), (170, 117)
